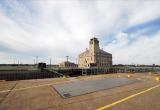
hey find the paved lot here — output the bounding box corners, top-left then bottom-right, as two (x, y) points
(54, 77), (140, 98)
(0, 73), (159, 110)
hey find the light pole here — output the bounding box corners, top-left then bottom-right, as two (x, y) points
(50, 58), (52, 68)
(66, 56), (69, 62)
(36, 56), (38, 64)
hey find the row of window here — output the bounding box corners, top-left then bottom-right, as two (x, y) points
(98, 63), (112, 67)
(79, 59), (112, 65)
(78, 62), (112, 67)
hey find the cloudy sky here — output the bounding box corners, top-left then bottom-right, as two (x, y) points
(0, 0), (160, 65)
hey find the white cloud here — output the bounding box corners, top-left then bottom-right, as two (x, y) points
(0, 0), (160, 64)
(107, 32), (129, 50)
(128, 1), (160, 26)
(105, 31), (160, 65)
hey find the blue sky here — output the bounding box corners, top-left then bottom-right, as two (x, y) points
(0, 0), (160, 64)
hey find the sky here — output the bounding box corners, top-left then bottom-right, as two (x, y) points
(0, 0), (160, 65)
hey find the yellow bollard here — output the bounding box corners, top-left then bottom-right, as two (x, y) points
(155, 77), (160, 81)
(127, 75), (131, 78)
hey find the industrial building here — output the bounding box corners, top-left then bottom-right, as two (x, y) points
(78, 37), (112, 72)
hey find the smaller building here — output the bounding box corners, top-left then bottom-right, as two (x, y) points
(59, 61), (78, 68)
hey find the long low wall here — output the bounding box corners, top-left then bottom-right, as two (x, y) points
(0, 70), (61, 81)
(0, 66), (159, 81)
(0, 68), (111, 81)
(112, 66), (160, 73)
(54, 68), (112, 76)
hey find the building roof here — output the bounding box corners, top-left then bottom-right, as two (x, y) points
(59, 61), (77, 65)
(79, 49), (89, 56)
(100, 49), (112, 56)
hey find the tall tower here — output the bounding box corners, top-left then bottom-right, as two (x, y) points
(89, 37), (100, 53)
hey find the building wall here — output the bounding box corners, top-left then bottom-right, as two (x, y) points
(78, 37), (112, 70)
(59, 61), (78, 68)
(96, 53), (112, 69)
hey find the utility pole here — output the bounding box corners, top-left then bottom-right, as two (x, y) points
(36, 56), (38, 64)
(50, 58), (52, 68)
(66, 56), (69, 62)
(33, 59), (35, 65)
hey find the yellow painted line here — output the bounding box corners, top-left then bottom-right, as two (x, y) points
(97, 84), (160, 110)
(0, 79), (74, 93)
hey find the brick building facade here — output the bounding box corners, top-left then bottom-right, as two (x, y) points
(78, 38), (112, 71)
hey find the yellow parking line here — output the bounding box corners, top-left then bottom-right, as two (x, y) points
(97, 84), (160, 110)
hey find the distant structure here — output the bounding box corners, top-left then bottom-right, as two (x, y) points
(59, 56), (78, 68)
(78, 37), (112, 71)
(38, 62), (46, 72)
(59, 61), (78, 68)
